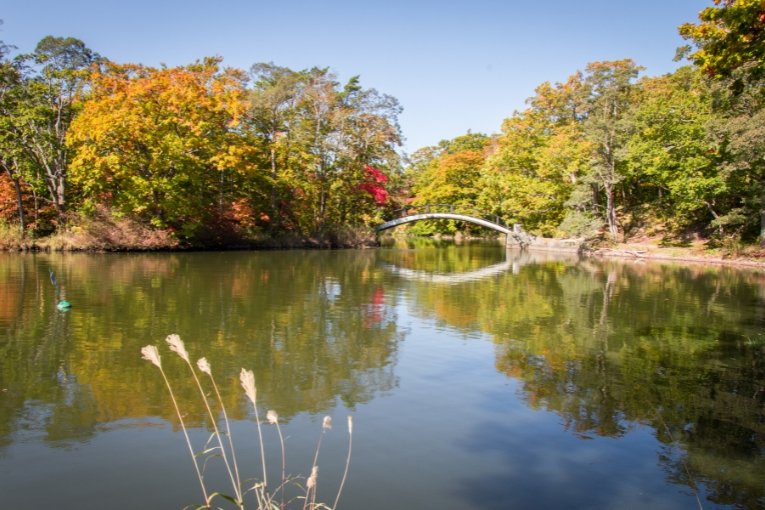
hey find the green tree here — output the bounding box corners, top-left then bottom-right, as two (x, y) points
(680, 0), (765, 244)
(325, 77), (402, 226)
(622, 67), (723, 234)
(477, 113), (564, 236)
(478, 75), (589, 237)
(582, 60), (643, 239)
(0, 33), (27, 232)
(707, 84), (765, 243)
(247, 66), (402, 236)
(14, 36), (100, 218)
(247, 63), (306, 230)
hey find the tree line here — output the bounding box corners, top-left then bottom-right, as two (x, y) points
(409, 0), (765, 248)
(1, 1), (763, 248)
(0, 30), (403, 246)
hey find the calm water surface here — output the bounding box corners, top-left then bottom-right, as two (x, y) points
(0, 243), (763, 509)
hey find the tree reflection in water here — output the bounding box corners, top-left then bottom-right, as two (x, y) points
(0, 247), (763, 508)
(398, 250), (765, 508)
(0, 251), (401, 448)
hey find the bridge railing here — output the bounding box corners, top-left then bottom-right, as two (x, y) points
(388, 204), (510, 229)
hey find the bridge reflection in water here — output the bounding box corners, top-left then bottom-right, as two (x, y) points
(381, 249), (581, 284)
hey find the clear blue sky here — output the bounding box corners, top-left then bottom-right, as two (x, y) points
(2, 0), (710, 153)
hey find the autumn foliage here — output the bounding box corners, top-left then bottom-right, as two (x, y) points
(1, 40), (401, 247)
(358, 165), (389, 205)
(3, 1), (765, 249)
(67, 58), (255, 238)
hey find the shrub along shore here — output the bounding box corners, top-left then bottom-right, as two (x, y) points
(0, 215), (379, 251)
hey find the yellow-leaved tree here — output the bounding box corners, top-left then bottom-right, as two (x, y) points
(67, 57), (256, 240)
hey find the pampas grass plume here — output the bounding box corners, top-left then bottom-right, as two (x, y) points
(240, 368), (257, 405)
(307, 466), (318, 489)
(142, 339), (354, 510)
(197, 357), (211, 375)
(141, 345), (162, 368)
(166, 334), (190, 363)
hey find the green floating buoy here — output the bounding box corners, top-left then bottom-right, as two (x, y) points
(49, 269), (71, 310)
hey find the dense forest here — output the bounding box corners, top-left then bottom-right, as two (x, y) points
(1, 0), (764, 250)
(410, 0), (765, 249)
(0, 41), (404, 248)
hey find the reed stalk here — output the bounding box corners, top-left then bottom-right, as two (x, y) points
(303, 416), (332, 510)
(240, 369), (269, 490)
(198, 357), (243, 499)
(167, 335), (243, 507)
(267, 410), (287, 510)
(141, 345), (210, 507)
(332, 416), (353, 510)
(305, 465), (319, 510)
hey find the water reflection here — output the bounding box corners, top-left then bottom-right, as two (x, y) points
(382, 260), (513, 283)
(397, 254), (765, 508)
(381, 249), (585, 284)
(0, 251), (401, 450)
(0, 248), (764, 509)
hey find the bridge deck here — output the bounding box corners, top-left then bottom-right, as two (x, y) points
(375, 212), (512, 235)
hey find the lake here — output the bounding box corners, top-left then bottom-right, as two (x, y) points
(0, 242), (763, 509)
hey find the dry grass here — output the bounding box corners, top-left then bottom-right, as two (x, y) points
(41, 206), (179, 251)
(142, 334), (353, 510)
(0, 220), (27, 250)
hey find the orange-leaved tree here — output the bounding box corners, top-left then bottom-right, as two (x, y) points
(67, 57), (256, 239)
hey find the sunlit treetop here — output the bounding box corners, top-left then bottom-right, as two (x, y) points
(679, 0), (765, 84)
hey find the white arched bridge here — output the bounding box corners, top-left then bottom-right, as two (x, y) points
(375, 204), (533, 246)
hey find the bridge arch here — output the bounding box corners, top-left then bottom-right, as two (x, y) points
(374, 211), (532, 247)
(375, 212), (511, 235)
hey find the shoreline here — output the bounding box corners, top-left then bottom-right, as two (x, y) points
(526, 242), (765, 270)
(583, 247), (765, 269)
(510, 235), (765, 270)
(4, 231), (765, 270)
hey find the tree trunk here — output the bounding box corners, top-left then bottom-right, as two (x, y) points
(2, 162), (26, 233)
(11, 173), (25, 234)
(705, 201), (724, 238)
(29, 137), (67, 218)
(760, 183), (765, 247)
(269, 145), (279, 230)
(32, 188), (39, 224)
(219, 168), (225, 216)
(604, 183), (618, 238)
(55, 172), (66, 216)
